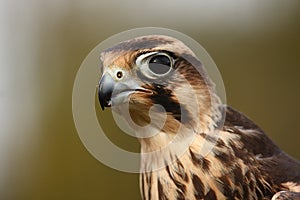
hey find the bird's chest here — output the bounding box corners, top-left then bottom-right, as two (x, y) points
(140, 153), (227, 200)
(140, 149), (273, 200)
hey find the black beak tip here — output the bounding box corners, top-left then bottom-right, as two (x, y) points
(98, 90), (108, 111)
(98, 73), (114, 111)
(100, 102), (105, 111)
(99, 99), (111, 111)
(98, 86), (112, 111)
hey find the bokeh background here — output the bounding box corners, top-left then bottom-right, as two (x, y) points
(1, 0), (300, 199)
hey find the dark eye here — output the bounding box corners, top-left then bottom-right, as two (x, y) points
(148, 54), (172, 75)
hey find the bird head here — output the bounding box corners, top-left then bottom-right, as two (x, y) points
(98, 35), (223, 150)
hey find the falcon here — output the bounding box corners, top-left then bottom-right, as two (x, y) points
(97, 35), (300, 200)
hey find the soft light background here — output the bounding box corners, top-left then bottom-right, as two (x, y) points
(1, 0), (299, 199)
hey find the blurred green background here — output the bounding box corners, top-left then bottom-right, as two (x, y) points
(1, 0), (300, 199)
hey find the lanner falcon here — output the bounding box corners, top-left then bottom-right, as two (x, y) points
(97, 35), (300, 200)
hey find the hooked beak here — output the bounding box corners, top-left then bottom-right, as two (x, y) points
(98, 73), (152, 111)
(98, 73), (115, 110)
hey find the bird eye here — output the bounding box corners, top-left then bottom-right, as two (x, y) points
(147, 54), (172, 76)
(116, 71), (123, 79)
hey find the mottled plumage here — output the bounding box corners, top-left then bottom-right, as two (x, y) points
(98, 35), (300, 200)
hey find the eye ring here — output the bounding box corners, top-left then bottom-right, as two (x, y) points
(135, 51), (174, 79)
(147, 53), (173, 76)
